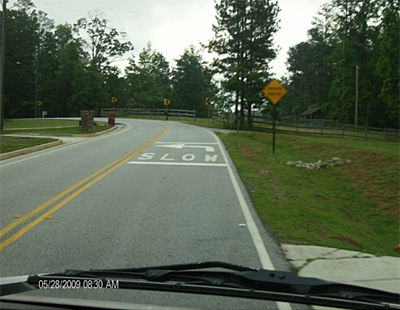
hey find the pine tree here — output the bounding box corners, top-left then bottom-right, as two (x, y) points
(209, 0), (280, 126)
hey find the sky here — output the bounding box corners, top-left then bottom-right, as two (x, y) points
(10, 0), (328, 78)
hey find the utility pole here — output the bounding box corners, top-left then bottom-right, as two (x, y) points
(355, 65), (359, 127)
(0, 0), (7, 131)
(16, 61), (38, 118)
(34, 66), (38, 118)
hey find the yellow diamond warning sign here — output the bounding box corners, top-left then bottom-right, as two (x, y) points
(262, 79), (287, 104)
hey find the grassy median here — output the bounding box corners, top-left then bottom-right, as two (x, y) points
(2, 119), (112, 135)
(218, 131), (399, 257)
(1, 119), (113, 154)
(0, 136), (58, 154)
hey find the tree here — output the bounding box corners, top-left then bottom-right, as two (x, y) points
(376, 1), (399, 128)
(35, 11), (58, 117)
(4, 1), (40, 118)
(4, 3), (137, 117)
(285, 0), (397, 128)
(209, 0), (280, 125)
(76, 16), (133, 74)
(4, 2), (84, 117)
(66, 15), (134, 113)
(327, 0), (381, 125)
(52, 25), (85, 116)
(104, 67), (128, 109)
(125, 43), (171, 109)
(67, 64), (104, 114)
(172, 46), (213, 117)
(286, 4), (335, 121)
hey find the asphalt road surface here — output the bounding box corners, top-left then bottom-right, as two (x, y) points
(0, 119), (303, 309)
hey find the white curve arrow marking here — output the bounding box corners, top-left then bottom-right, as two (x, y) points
(156, 143), (215, 152)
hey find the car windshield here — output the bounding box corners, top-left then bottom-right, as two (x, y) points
(0, 0), (399, 309)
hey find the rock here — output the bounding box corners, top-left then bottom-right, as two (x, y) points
(286, 157), (351, 170)
(315, 160), (327, 170)
(305, 163), (314, 170)
(295, 161), (304, 168)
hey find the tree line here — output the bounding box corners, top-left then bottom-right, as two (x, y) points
(1, 0), (398, 129)
(3, 0), (215, 120)
(282, 0), (399, 128)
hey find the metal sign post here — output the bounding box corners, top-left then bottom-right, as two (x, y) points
(205, 97), (212, 120)
(262, 79), (287, 154)
(164, 99), (170, 120)
(272, 104), (276, 153)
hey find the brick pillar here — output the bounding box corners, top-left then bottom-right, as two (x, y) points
(81, 110), (94, 133)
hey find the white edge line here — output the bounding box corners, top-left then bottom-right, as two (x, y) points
(156, 142), (219, 145)
(212, 131), (293, 310)
(127, 161), (226, 167)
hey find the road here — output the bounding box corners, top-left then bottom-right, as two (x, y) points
(0, 119), (300, 309)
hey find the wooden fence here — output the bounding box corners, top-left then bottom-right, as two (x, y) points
(213, 114), (399, 142)
(101, 108), (196, 120)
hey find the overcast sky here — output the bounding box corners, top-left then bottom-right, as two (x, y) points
(11, 0), (328, 78)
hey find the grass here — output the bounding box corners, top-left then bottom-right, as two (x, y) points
(1, 119), (113, 154)
(181, 118), (224, 129)
(217, 131), (399, 257)
(2, 119), (112, 135)
(3, 119), (78, 129)
(0, 136), (58, 154)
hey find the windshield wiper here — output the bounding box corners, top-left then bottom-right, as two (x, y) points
(2, 261), (399, 309)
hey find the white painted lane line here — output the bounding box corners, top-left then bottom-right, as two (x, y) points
(127, 161), (227, 167)
(212, 132), (293, 310)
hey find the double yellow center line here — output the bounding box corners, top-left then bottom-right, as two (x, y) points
(0, 127), (168, 251)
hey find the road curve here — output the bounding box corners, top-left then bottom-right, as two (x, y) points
(0, 119), (297, 309)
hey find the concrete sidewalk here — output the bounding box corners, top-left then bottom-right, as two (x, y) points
(281, 244), (400, 309)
